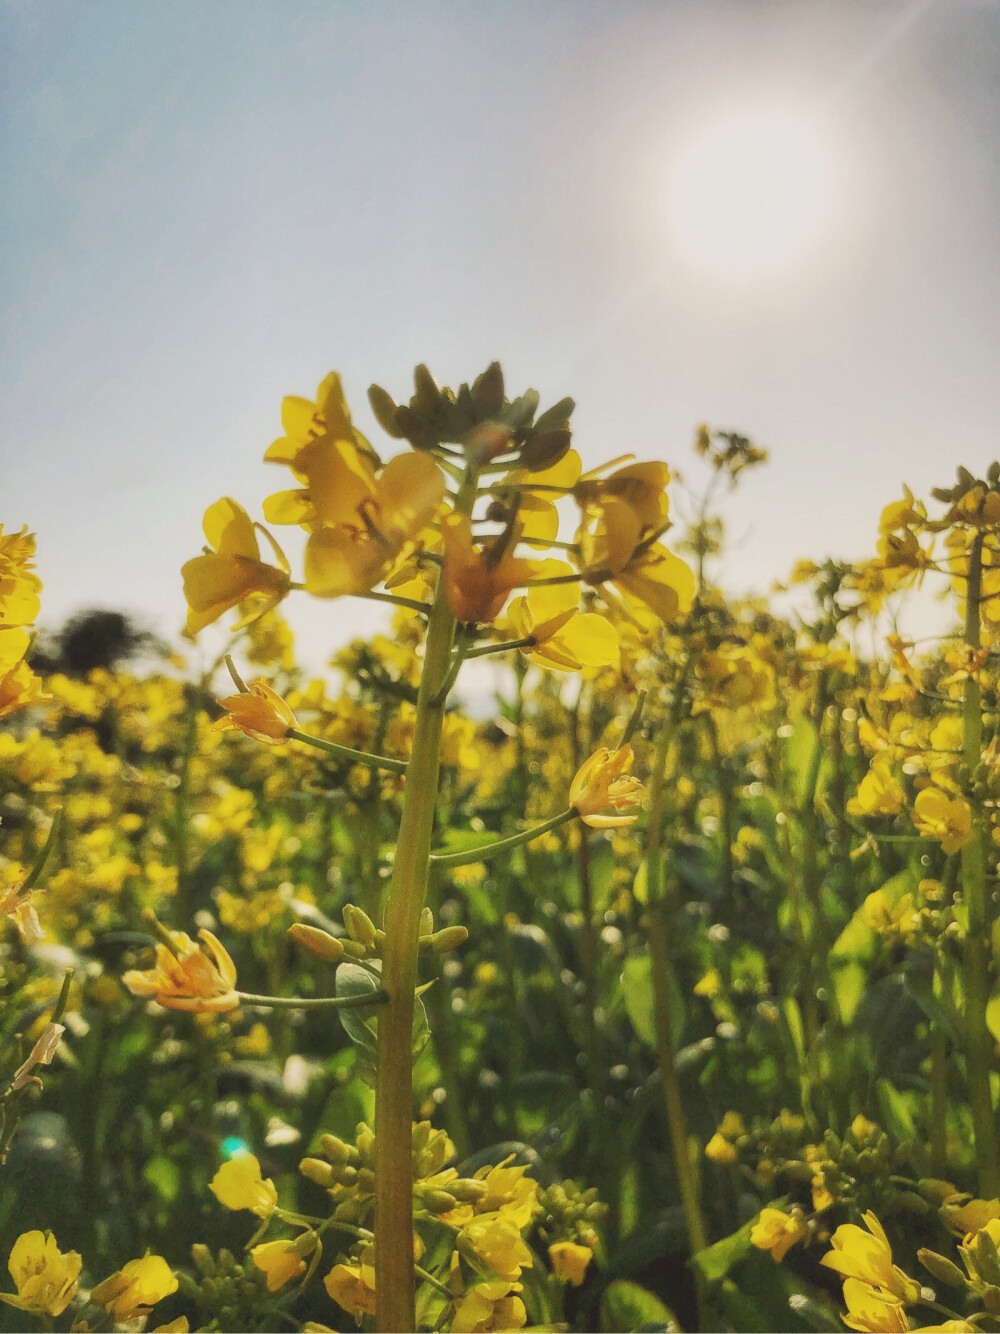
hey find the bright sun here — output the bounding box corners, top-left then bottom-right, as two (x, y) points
(667, 110), (834, 278)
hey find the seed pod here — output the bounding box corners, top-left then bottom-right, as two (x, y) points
(288, 923), (344, 963)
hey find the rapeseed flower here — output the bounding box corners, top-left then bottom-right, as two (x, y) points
(209, 1153), (278, 1218)
(91, 1254), (177, 1320)
(123, 927), (239, 1013)
(182, 498), (290, 635)
(912, 788), (973, 855)
(548, 1241), (592, 1286)
(750, 1207), (808, 1262)
(570, 746), (643, 828)
(0, 1231), (81, 1317)
(214, 679), (298, 744)
(324, 1260), (376, 1319)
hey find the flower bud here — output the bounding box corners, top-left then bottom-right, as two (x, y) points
(191, 1244), (216, 1276)
(342, 904), (378, 948)
(418, 907), (435, 937)
(449, 1178), (489, 1204)
(430, 925), (469, 953)
(288, 924), (344, 963)
(420, 1188), (459, 1214)
(320, 1134), (357, 1165)
(917, 1249), (967, 1289)
(299, 1157), (337, 1188)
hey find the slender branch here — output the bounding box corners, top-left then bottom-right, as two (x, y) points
(430, 809), (575, 868)
(287, 729), (408, 774)
(236, 989), (388, 1011)
(357, 590), (432, 614)
(464, 636), (535, 660)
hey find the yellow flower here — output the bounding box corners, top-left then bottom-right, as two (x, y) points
(91, 1254), (177, 1320)
(0, 1230), (82, 1317)
(251, 1240), (308, 1292)
(841, 1278), (911, 1333)
(152, 1320), (190, 1332)
(452, 1280), (527, 1332)
(912, 788), (973, 855)
(569, 746), (643, 828)
(693, 968), (723, 998)
(462, 1213), (533, 1282)
(441, 514), (535, 624)
(718, 1110), (745, 1139)
(821, 1212), (920, 1303)
(940, 1196), (1000, 1237)
(324, 1261), (376, 1319)
(865, 891), (919, 940)
(123, 928), (239, 1013)
(209, 1153), (278, 1218)
(848, 757), (906, 818)
(0, 864), (43, 943)
(304, 452), (446, 598)
(705, 1132), (738, 1164)
(0, 659), (49, 719)
(263, 372), (380, 527)
(214, 680), (298, 744)
(750, 1208), (808, 1262)
(548, 1241), (592, 1286)
(506, 562), (618, 672)
(472, 1159), (538, 1229)
(182, 498), (291, 635)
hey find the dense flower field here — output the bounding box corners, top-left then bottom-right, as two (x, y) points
(1, 363), (998, 1333)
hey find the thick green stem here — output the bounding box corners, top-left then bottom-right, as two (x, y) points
(373, 468), (476, 1333)
(959, 534), (999, 1196)
(644, 710), (709, 1282)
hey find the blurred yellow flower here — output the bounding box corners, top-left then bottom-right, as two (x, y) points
(209, 1154), (278, 1218)
(548, 1241), (592, 1286)
(0, 1230), (82, 1317)
(251, 1240), (308, 1292)
(91, 1254), (177, 1320)
(912, 788), (973, 855)
(750, 1207), (808, 1262)
(441, 514), (534, 624)
(452, 1279), (526, 1333)
(324, 1260), (376, 1319)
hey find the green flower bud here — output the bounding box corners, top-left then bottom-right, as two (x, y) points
(430, 925), (469, 953)
(299, 1156), (337, 1187)
(917, 1249), (968, 1289)
(343, 904), (378, 948)
(191, 1243), (216, 1276)
(288, 923), (344, 963)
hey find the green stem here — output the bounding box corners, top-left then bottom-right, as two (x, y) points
(429, 810), (575, 868)
(287, 729), (408, 774)
(464, 636), (535, 659)
(373, 465), (478, 1334)
(959, 533), (999, 1196)
(236, 990), (388, 1011)
(644, 704), (709, 1314)
(930, 1022), (948, 1176)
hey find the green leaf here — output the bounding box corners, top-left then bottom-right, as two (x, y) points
(692, 1218), (755, 1283)
(785, 716), (831, 809)
(600, 1280), (680, 1333)
(143, 1155), (180, 1203)
(876, 1077), (917, 1143)
(621, 951), (684, 1052)
(987, 990), (1000, 1044)
(335, 963), (430, 1086)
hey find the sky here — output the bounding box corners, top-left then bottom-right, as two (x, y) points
(3, 0), (1000, 673)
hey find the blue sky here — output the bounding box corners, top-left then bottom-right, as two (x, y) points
(3, 0), (999, 669)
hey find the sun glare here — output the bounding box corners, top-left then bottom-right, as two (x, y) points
(667, 110), (834, 278)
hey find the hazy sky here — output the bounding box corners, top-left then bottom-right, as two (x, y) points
(3, 0), (999, 671)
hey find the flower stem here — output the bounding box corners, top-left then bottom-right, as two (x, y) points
(429, 809), (576, 868)
(959, 533), (999, 1196)
(236, 990), (388, 1010)
(373, 465), (478, 1334)
(287, 729), (408, 774)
